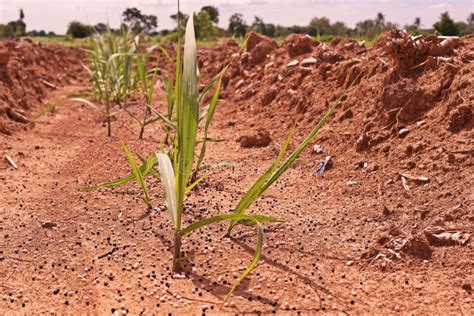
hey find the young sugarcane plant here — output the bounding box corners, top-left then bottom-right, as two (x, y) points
(123, 50), (161, 139)
(34, 27), (138, 136)
(88, 27), (139, 136)
(155, 14), (346, 301)
(150, 48), (228, 168)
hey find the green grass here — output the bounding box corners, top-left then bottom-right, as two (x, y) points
(27, 36), (88, 47)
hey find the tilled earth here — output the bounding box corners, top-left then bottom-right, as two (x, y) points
(0, 31), (473, 315)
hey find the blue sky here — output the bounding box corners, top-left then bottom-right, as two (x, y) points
(1, 0), (472, 34)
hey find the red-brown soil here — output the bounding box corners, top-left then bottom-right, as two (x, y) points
(0, 31), (473, 315)
(0, 39), (84, 135)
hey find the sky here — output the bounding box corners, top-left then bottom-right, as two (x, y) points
(0, 0), (473, 34)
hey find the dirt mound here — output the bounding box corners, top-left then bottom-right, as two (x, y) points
(193, 30), (473, 268)
(0, 39), (85, 135)
(197, 30), (472, 144)
(284, 33), (315, 57)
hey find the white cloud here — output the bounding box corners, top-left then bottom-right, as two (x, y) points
(427, 3), (448, 9)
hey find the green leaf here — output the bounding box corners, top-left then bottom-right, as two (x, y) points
(123, 108), (142, 126)
(70, 97), (107, 117)
(196, 70), (225, 171)
(185, 174), (207, 194)
(82, 153), (157, 191)
(33, 98), (68, 121)
(175, 14), (199, 231)
(122, 141), (151, 207)
(179, 213), (278, 236)
(228, 90), (346, 233)
(155, 43), (173, 63)
(178, 214), (276, 303)
(231, 126), (294, 217)
(149, 106), (177, 129)
(224, 220), (263, 303)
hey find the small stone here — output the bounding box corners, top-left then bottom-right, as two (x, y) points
(287, 60), (299, 67)
(260, 87), (277, 106)
(238, 129), (272, 148)
(397, 128), (410, 138)
(301, 57), (317, 66)
(383, 205), (391, 216)
(462, 283), (472, 294)
(312, 144), (323, 154)
(447, 153), (456, 163)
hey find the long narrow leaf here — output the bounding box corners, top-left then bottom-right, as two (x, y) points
(235, 127), (294, 213)
(179, 214), (273, 303)
(228, 91), (346, 232)
(175, 14), (199, 231)
(196, 70), (225, 170)
(156, 153), (178, 228)
(179, 213), (278, 236)
(185, 174), (207, 194)
(224, 221), (263, 303)
(81, 153), (157, 191)
(122, 141), (151, 207)
(33, 98), (68, 120)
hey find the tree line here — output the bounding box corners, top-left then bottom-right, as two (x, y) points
(1, 6), (473, 40)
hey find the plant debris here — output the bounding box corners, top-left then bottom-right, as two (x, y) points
(424, 229), (471, 246)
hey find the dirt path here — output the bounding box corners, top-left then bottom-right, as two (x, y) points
(1, 77), (473, 316)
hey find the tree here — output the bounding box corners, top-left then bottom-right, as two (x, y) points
(456, 21), (469, 35)
(414, 17), (421, 28)
(251, 16), (267, 35)
(7, 20), (26, 37)
(308, 17), (332, 36)
(201, 5), (219, 24)
(356, 19), (376, 37)
(19, 9), (25, 21)
(0, 24), (14, 37)
(94, 23), (108, 34)
(194, 11), (218, 39)
(434, 12), (459, 36)
(265, 23), (276, 37)
(170, 11), (188, 31)
(122, 7), (157, 34)
(466, 13), (474, 34)
(332, 21), (349, 36)
(406, 17), (422, 34)
(67, 21), (93, 38)
(375, 12), (385, 30)
(228, 13), (248, 37)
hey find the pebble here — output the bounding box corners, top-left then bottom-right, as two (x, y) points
(312, 144), (323, 154)
(287, 60), (299, 67)
(301, 57), (317, 66)
(397, 128), (410, 138)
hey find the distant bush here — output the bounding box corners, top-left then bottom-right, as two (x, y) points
(0, 24), (14, 37)
(434, 12), (459, 36)
(67, 21), (94, 38)
(27, 30), (47, 37)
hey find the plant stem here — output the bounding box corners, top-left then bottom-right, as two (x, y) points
(106, 98), (112, 137)
(107, 115), (111, 137)
(172, 231), (182, 273)
(139, 104), (150, 140)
